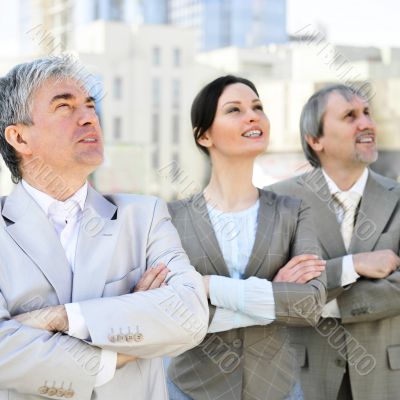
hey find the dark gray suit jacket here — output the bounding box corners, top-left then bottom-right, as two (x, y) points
(167, 189), (327, 400)
(269, 168), (400, 400)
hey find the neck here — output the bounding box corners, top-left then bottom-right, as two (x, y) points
(204, 155), (259, 212)
(321, 163), (367, 191)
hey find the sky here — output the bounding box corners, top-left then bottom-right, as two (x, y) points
(1, 0), (400, 56)
(287, 0), (400, 47)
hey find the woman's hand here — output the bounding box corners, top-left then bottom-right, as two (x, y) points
(273, 254), (326, 284)
(133, 263), (170, 292)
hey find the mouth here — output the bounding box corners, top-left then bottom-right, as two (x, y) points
(78, 135), (99, 144)
(355, 134), (375, 144)
(242, 129), (263, 138)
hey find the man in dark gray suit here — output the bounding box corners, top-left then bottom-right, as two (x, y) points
(269, 84), (400, 400)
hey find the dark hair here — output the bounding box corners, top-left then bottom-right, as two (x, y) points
(191, 75), (259, 156)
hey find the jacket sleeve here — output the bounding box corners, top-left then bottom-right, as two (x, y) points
(78, 198), (209, 358)
(0, 291), (100, 399)
(272, 200), (327, 326)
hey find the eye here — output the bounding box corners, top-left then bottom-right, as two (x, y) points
(345, 110), (355, 119)
(226, 106), (240, 113)
(57, 103), (70, 109)
(87, 103), (96, 109)
(364, 108), (370, 116)
(254, 104), (264, 111)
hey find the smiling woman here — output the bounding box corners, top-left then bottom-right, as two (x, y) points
(165, 76), (327, 400)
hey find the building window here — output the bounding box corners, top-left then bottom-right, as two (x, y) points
(113, 76), (122, 100)
(173, 48), (181, 67)
(110, 0), (124, 21)
(152, 78), (161, 107)
(152, 46), (161, 66)
(172, 79), (180, 109)
(113, 116), (121, 140)
(152, 113), (160, 144)
(172, 114), (180, 144)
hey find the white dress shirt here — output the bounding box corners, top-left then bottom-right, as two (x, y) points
(21, 180), (116, 386)
(321, 169), (368, 318)
(207, 200), (275, 333)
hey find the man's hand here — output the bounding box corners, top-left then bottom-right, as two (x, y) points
(273, 254), (326, 283)
(13, 305), (68, 332)
(117, 353), (137, 369)
(353, 249), (400, 279)
(133, 263), (170, 292)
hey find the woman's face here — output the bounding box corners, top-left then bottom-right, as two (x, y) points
(199, 83), (270, 159)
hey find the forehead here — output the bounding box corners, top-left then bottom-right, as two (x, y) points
(218, 83), (258, 103)
(325, 91), (369, 113)
(32, 77), (90, 103)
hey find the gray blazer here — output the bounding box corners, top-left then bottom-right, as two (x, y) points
(0, 183), (208, 400)
(269, 168), (400, 400)
(167, 189), (327, 400)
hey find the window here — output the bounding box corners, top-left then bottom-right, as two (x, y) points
(113, 117), (121, 140)
(113, 76), (122, 100)
(110, 0), (124, 21)
(152, 150), (159, 170)
(152, 113), (160, 144)
(172, 114), (180, 144)
(173, 47), (181, 67)
(152, 78), (161, 107)
(152, 46), (161, 66)
(172, 79), (180, 109)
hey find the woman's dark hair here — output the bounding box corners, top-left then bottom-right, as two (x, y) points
(191, 75), (259, 156)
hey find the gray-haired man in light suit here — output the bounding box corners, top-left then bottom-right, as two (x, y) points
(0, 56), (208, 400)
(269, 84), (400, 400)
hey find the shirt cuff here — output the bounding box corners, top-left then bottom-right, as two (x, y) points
(341, 255), (360, 286)
(65, 303), (90, 340)
(94, 350), (117, 387)
(243, 277), (275, 321)
(209, 275), (244, 312)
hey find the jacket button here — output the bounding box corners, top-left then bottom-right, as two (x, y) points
(38, 386), (48, 395)
(134, 333), (144, 342)
(117, 334), (126, 342)
(64, 389), (75, 398)
(232, 339), (242, 349)
(56, 388), (65, 397)
(108, 334), (116, 342)
(47, 387), (57, 396)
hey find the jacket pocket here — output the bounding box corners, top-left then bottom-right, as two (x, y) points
(387, 345), (400, 370)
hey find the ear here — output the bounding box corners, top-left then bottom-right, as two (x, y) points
(305, 134), (324, 153)
(4, 124), (33, 156)
(196, 129), (213, 150)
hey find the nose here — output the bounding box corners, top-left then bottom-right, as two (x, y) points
(245, 107), (260, 123)
(77, 105), (98, 126)
(358, 113), (375, 132)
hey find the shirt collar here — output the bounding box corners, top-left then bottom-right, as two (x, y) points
(21, 179), (88, 216)
(322, 168), (369, 197)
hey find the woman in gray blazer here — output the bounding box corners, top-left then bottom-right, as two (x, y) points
(166, 76), (327, 400)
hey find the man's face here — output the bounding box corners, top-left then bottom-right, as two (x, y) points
(20, 77), (103, 179)
(315, 91), (377, 169)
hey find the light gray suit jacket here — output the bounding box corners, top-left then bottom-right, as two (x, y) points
(269, 168), (400, 400)
(0, 183), (208, 400)
(167, 189), (327, 400)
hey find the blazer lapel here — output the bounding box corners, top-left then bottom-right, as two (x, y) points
(72, 186), (118, 302)
(2, 183), (72, 304)
(297, 169), (347, 258)
(244, 190), (277, 278)
(350, 171), (399, 253)
(187, 193), (230, 277)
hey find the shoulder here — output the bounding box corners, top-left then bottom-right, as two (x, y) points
(259, 188), (302, 212)
(167, 193), (204, 219)
(369, 170), (400, 192)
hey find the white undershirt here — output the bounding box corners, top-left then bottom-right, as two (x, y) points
(321, 169), (367, 318)
(21, 180), (116, 386)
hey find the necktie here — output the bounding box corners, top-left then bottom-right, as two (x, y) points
(334, 191), (362, 251)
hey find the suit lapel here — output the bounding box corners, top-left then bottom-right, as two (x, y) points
(187, 193), (230, 277)
(350, 172), (399, 253)
(244, 190), (277, 278)
(72, 186), (118, 302)
(2, 183), (72, 304)
(297, 169), (347, 258)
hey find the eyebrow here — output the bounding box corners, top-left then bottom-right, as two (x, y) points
(50, 93), (96, 104)
(222, 99), (261, 107)
(342, 105), (370, 115)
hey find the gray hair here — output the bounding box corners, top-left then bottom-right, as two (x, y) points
(0, 55), (97, 183)
(300, 84), (368, 168)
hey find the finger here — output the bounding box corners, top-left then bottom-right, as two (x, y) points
(149, 268), (170, 290)
(291, 260), (326, 273)
(295, 271), (322, 284)
(134, 265), (165, 291)
(283, 254), (321, 270)
(290, 265), (325, 282)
